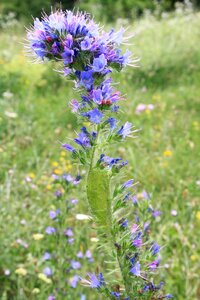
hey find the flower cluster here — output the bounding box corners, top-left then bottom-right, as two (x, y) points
(26, 9), (172, 300)
(26, 10), (135, 162)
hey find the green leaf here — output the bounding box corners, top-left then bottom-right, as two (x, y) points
(86, 168), (111, 228)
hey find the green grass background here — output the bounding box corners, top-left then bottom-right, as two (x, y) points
(0, 10), (200, 300)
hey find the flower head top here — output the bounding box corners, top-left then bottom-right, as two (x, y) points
(26, 9), (135, 127)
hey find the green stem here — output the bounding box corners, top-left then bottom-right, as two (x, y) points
(87, 125), (133, 299)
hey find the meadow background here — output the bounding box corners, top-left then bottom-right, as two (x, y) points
(0, 1), (200, 299)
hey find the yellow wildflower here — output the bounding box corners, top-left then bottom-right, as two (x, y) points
(90, 237), (99, 242)
(28, 172), (35, 179)
(32, 233), (44, 241)
(15, 268), (27, 276)
(38, 273), (52, 284)
(196, 211), (200, 221)
(51, 161), (59, 167)
(190, 255), (197, 261)
(53, 168), (62, 175)
(60, 151), (66, 157)
(46, 184), (52, 190)
(163, 150), (172, 157)
(32, 288), (40, 294)
(145, 109), (151, 115)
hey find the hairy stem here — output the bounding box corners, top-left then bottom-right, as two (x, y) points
(86, 126), (133, 299)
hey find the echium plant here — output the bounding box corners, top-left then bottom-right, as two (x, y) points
(26, 9), (173, 300)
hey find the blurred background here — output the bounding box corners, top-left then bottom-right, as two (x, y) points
(0, 1), (200, 299)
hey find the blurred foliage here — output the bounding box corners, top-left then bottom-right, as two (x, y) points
(0, 0), (199, 23)
(0, 0), (75, 21)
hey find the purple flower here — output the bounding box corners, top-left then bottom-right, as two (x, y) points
(152, 210), (162, 218)
(165, 294), (173, 299)
(132, 239), (142, 247)
(132, 195), (138, 204)
(82, 108), (103, 124)
(54, 190), (62, 198)
(64, 228), (73, 237)
(85, 250), (92, 259)
(144, 222), (150, 231)
(77, 251), (83, 258)
(70, 260), (81, 269)
(110, 292), (121, 298)
(43, 252), (51, 261)
(120, 49), (132, 66)
(92, 89), (103, 104)
(45, 226), (56, 235)
(149, 259), (160, 270)
(106, 117), (117, 130)
(120, 218), (128, 228)
(123, 179), (134, 189)
(70, 99), (80, 112)
(130, 261), (141, 276)
(151, 243), (161, 256)
(117, 122), (132, 138)
(43, 267), (53, 277)
(49, 210), (59, 220)
(63, 67), (71, 76)
(74, 128), (91, 148)
(81, 36), (92, 50)
(93, 54), (107, 72)
(142, 190), (150, 200)
(69, 275), (80, 288)
(48, 295), (56, 300)
(62, 144), (76, 153)
(68, 238), (74, 244)
(80, 70), (94, 90)
(62, 49), (74, 64)
(88, 272), (105, 288)
(99, 154), (128, 169)
(71, 198), (78, 205)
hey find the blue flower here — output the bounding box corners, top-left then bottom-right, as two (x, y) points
(165, 294), (173, 299)
(64, 227), (73, 237)
(88, 272), (105, 288)
(74, 129), (91, 148)
(122, 179), (134, 189)
(106, 117), (117, 130)
(69, 275), (80, 288)
(151, 243), (161, 256)
(80, 70), (94, 90)
(117, 122), (132, 138)
(48, 295), (56, 300)
(61, 49), (74, 64)
(120, 218), (128, 228)
(43, 267), (53, 277)
(93, 54), (107, 72)
(62, 144), (76, 152)
(43, 252), (51, 261)
(70, 260), (81, 269)
(110, 292), (121, 298)
(45, 226), (56, 235)
(132, 239), (142, 247)
(76, 251), (83, 258)
(81, 36), (92, 50)
(82, 108), (103, 124)
(148, 259), (160, 270)
(132, 195), (138, 204)
(49, 210), (59, 220)
(92, 89), (103, 104)
(130, 261), (140, 276)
